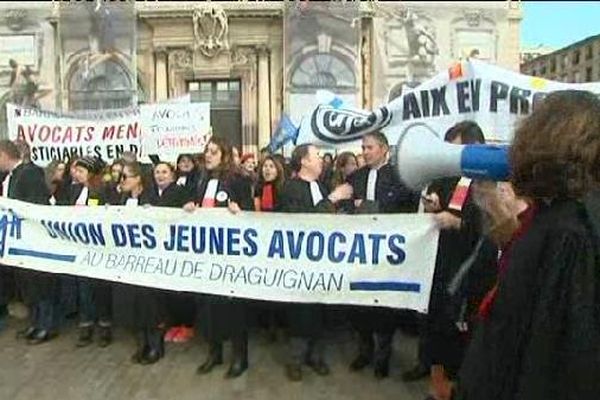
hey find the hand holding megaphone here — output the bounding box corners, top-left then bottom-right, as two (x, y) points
(394, 123), (510, 190)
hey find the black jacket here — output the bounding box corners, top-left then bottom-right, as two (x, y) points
(456, 197), (600, 400)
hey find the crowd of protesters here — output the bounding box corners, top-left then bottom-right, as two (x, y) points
(0, 90), (598, 400)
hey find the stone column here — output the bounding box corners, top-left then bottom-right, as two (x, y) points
(257, 45), (271, 151)
(154, 47), (168, 101)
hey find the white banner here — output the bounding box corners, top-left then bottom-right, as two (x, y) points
(7, 101), (210, 166)
(297, 59), (600, 146)
(0, 198), (439, 311)
(141, 102), (211, 162)
(7, 103), (142, 167)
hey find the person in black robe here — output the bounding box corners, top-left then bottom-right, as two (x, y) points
(114, 161), (189, 364)
(252, 155), (286, 340)
(68, 156), (114, 348)
(345, 131), (421, 379)
(186, 137), (254, 379)
(0, 140), (56, 344)
(403, 122), (498, 398)
(175, 154), (201, 199)
(279, 143), (353, 382)
(447, 90), (600, 400)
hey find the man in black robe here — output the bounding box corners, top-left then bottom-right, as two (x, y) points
(279, 143), (353, 381)
(346, 131), (420, 379)
(0, 140), (55, 344)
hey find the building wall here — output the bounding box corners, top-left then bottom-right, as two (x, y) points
(521, 34), (600, 83)
(0, 1), (522, 151)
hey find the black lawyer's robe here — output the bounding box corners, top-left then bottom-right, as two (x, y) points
(6, 162), (55, 305)
(279, 177), (335, 337)
(455, 197), (600, 400)
(422, 177), (497, 374)
(112, 183), (190, 330)
(194, 172), (254, 342)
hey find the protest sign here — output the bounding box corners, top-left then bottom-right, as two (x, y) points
(0, 198), (439, 312)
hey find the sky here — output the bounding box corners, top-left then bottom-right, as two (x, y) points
(521, 1), (600, 50)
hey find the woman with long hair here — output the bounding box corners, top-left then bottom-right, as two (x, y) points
(116, 161), (188, 364)
(254, 155), (285, 212)
(329, 152), (358, 191)
(184, 136), (254, 379)
(175, 154), (200, 198)
(45, 160), (68, 205)
(252, 155), (286, 340)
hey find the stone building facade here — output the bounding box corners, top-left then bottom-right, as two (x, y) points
(0, 1), (521, 154)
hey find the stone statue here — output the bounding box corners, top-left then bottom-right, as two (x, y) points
(8, 59), (40, 107)
(402, 9), (438, 66)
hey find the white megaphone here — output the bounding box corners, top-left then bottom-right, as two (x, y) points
(395, 123), (510, 190)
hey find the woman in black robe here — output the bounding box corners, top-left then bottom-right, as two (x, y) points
(252, 155), (286, 340)
(278, 144), (353, 382)
(185, 137), (254, 379)
(447, 90), (600, 400)
(116, 161), (188, 364)
(69, 156), (115, 348)
(175, 154), (201, 199)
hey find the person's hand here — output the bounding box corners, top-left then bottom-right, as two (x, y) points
(354, 199), (363, 208)
(227, 200), (241, 214)
(473, 181), (526, 245)
(422, 192), (441, 213)
(328, 183), (353, 203)
(183, 201), (196, 213)
(433, 211), (461, 230)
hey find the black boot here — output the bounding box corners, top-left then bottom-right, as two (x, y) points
(76, 326), (93, 348)
(373, 332), (392, 379)
(27, 329), (56, 345)
(350, 332), (373, 371)
(197, 341), (223, 375)
(16, 326), (37, 340)
(98, 325), (112, 348)
(131, 329), (148, 364)
(140, 328), (165, 365)
(225, 335), (248, 379)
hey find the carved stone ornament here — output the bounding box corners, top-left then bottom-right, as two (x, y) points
(230, 46), (257, 67)
(463, 10), (483, 27)
(193, 4), (229, 58)
(168, 49), (193, 70)
(5, 9), (27, 32)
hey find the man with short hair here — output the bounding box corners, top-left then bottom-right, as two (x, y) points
(0, 140), (56, 344)
(346, 131), (420, 379)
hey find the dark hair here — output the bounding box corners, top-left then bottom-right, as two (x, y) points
(44, 160), (66, 190)
(122, 161), (152, 192)
(206, 137), (234, 178)
(176, 154), (195, 165)
(153, 161), (176, 175)
(0, 140), (21, 160)
(363, 131), (389, 148)
(257, 155), (285, 193)
(511, 90), (600, 200)
(330, 151), (358, 189)
(444, 120), (486, 144)
(13, 140), (31, 162)
(290, 144), (312, 173)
